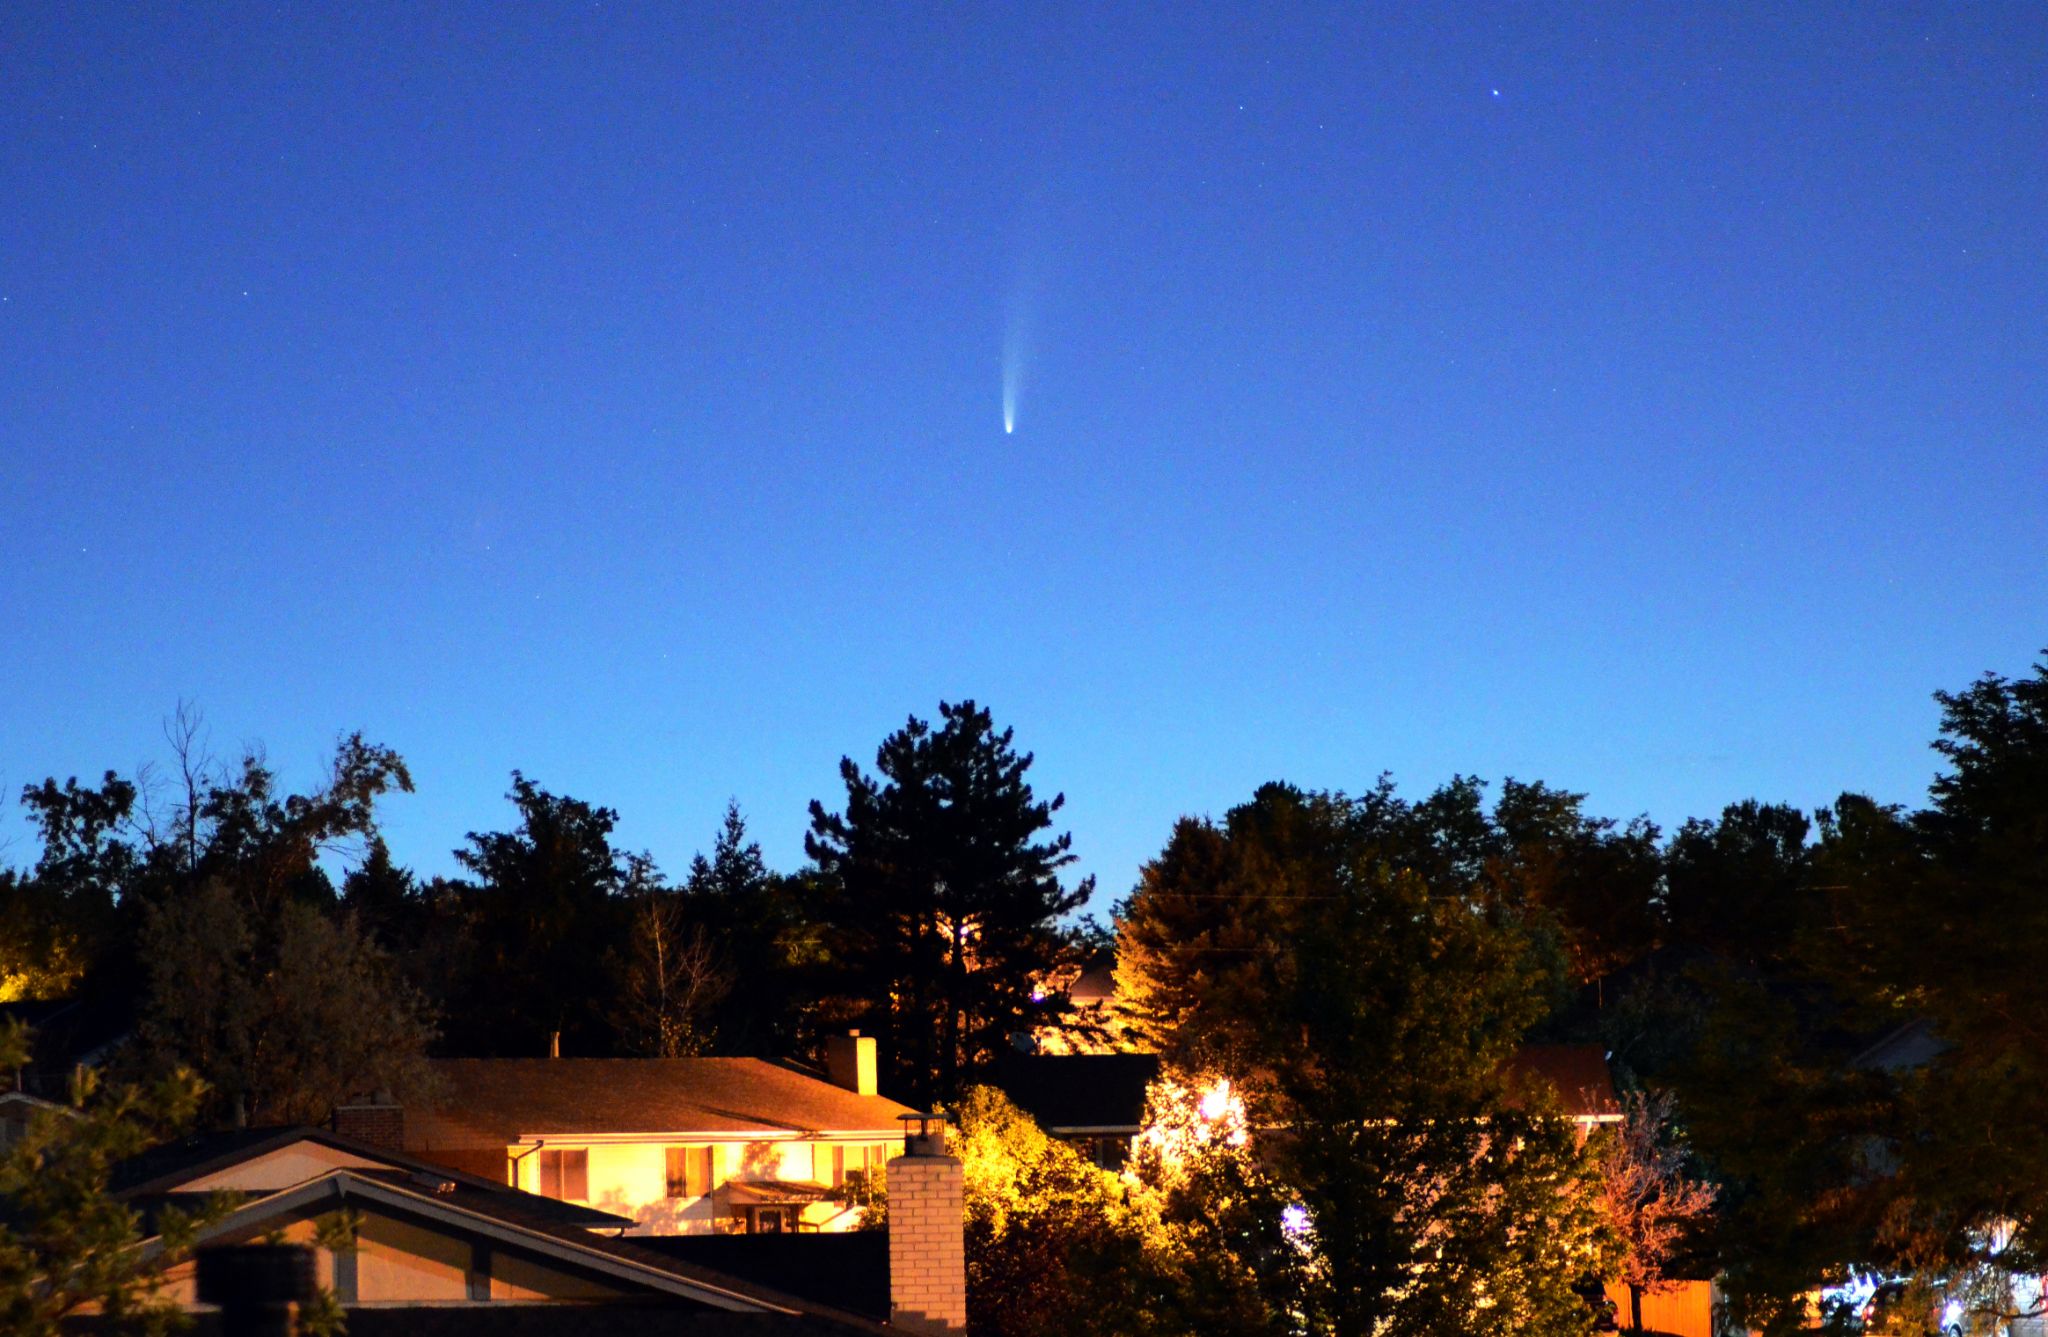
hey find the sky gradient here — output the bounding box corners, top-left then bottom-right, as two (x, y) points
(3, 3), (2043, 904)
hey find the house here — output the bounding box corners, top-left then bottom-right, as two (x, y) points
(995, 1044), (1626, 1168)
(0, 1087), (72, 1149)
(103, 1119), (967, 1334)
(378, 1034), (918, 1236)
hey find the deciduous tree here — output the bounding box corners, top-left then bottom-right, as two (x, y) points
(0, 1023), (214, 1337)
(445, 774), (633, 1056)
(1118, 782), (1613, 1336)
(139, 880), (437, 1126)
(1597, 1089), (1717, 1334)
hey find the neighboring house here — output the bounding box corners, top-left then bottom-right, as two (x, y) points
(0, 992), (132, 1098)
(383, 1035), (918, 1236)
(0, 1087), (72, 1149)
(1850, 1017), (1949, 1073)
(108, 1120), (968, 1335)
(995, 1044), (1626, 1168)
(990, 1053), (1160, 1168)
(1028, 957), (1140, 1056)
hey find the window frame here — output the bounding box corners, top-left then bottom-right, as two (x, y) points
(538, 1147), (589, 1202)
(666, 1145), (714, 1199)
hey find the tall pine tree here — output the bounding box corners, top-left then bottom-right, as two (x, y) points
(806, 701), (1091, 1106)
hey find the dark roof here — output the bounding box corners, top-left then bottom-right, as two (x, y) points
(416, 1059), (918, 1144)
(1851, 1018), (1948, 1072)
(994, 1053), (1161, 1132)
(636, 1234), (890, 1323)
(160, 1169), (890, 1334)
(1066, 962), (1118, 1003)
(997, 1046), (1622, 1133)
(77, 1308), (870, 1336)
(112, 1126), (628, 1229)
(111, 1127), (301, 1195)
(1504, 1045), (1623, 1121)
(0, 993), (133, 1092)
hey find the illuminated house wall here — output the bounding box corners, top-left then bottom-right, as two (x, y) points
(401, 1047), (921, 1237)
(504, 1134), (903, 1235)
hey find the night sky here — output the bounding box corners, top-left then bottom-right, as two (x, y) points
(4, 4), (2043, 902)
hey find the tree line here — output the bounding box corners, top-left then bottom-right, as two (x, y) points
(0, 700), (1087, 1119)
(2, 654), (2044, 1334)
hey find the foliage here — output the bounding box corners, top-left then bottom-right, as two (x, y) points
(951, 1084), (1271, 1337)
(139, 880), (437, 1126)
(615, 872), (730, 1058)
(806, 701), (1092, 1105)
(1803, 656), (2048, 1330)
(1130, 1069), (1250, 1195)
(1117, 782), (1615, 1336)
(681, 804), (822, 1057)
(1639, 653), (2048, 1333)
(444, 773), (634, 1056)
(0, 1023), (215, 1337)
(1661, 800), (1815, 968)
(1596, 1090), (1717, 1334)
(156, 732), (414, 918)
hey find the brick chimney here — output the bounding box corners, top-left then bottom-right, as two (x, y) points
(887, 1114), (964, 1335)
(332, 1094), (404, 1152)
(825, 1031), (878, 1097)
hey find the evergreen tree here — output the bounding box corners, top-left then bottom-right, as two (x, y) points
(339, 835), (422, 950)
(682, 803), (815, 1056)
(806, 701), (1092, 1105)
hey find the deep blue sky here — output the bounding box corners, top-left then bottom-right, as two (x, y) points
(4, 4), (2043, 904)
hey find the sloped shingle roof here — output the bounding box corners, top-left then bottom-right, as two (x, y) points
(415, 1059), (919, 1145)
(1504, 1044), (1623, 1121)
(995, 1053), (1161, 1132)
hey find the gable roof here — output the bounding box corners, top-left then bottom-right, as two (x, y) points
(113, 1126), (629, 1230)
(414, 1059), (918, 1145)
(150, 1168), (889, 1333)
(0, 1089), (73, 1116)
(1503, 1044), (1623, 1122)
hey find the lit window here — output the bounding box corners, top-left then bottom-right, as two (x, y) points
(538, 1148), (588, 1201)
(666, 1146), (714, 1198)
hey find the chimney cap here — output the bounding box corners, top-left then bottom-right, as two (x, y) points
(896, 1111), (949, 1152)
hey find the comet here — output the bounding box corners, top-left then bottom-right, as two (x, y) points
(1002, 307), (1027, 435)
(1002, 260), (1036, 436)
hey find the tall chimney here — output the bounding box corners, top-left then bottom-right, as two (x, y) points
(825, 1031), (877, 1097)
(887, 1114), (964, 1335)
(332, 1092), (405, 1151)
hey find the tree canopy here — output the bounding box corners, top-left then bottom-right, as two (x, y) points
(1117, 782), (1613, 1336)
(806, 700), (1092, 1105)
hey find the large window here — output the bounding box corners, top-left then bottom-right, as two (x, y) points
(666, 1146), (714, 1199)
(538, 1148), (588, 1201)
